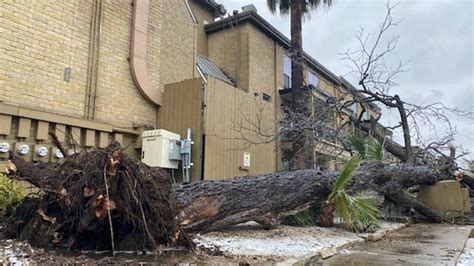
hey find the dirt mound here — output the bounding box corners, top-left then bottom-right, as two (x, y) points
(4, 142), (186, 251)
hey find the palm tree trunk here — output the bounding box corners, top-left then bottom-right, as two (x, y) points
(318, 201), (335, 227)
(290, 1), (313, 170)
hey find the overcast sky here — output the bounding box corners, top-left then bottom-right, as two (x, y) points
(219, 0), (474, 162)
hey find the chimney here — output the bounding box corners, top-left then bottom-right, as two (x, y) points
(242, 4), (257, 13)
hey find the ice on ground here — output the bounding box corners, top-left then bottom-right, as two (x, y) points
(193, 221), (404, 258)
(458, 238), (474, 266)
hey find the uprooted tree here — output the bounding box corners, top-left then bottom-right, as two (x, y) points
(5, 141), (474, 252)
(2, 1), (473, 254)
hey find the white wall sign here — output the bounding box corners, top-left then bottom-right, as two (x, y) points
(243, 152), (251, 168)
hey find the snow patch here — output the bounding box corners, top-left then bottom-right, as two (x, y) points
(193, 221), (404, 258)
(458, 238), (474, 266)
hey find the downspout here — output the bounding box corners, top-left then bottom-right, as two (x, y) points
(84, 0), (103, 119)
(90, 0), (103, 119)
(130, 0), (162, 106)
(274, 40), (280, 171)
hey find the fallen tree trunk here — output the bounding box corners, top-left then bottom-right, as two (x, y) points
(4, 143), (464, 250)
(174, 161), (449, 232)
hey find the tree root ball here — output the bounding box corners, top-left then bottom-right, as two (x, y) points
(5, 142), (187, 251)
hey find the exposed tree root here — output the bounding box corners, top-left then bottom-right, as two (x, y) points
(5, 142), (186, 251)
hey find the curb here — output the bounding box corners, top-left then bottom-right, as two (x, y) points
(278, 223), (408, 265)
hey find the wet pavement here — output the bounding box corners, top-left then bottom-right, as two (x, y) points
(322, 224), (473, 266)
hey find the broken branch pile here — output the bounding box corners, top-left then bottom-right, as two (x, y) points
(5, 142), (184, 251)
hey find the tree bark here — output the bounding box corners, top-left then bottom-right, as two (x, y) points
(289, 0), (314, 170)
(8, 155), (459, 236)
(173, 162), (450, 232)
(395, 95), (413, 164)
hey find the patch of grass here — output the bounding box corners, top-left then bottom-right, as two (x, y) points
(0, 174), (25, 217)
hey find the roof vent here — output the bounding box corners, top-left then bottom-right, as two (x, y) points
(242, 4), (257, 13)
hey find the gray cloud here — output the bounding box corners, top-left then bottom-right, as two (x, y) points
(219, 0), (473, 160)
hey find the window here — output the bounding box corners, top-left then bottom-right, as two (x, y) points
(364, 109), (370, 120)
(307, 71), (319, 88)
(350, 102), (357, 117)
(283, 55), (292, 89)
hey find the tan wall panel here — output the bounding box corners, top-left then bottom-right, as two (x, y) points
(203, 78), (277, 180)
(55, 124), (66, 143)
(114, 133), (124, 145)
(70, 127), (81, 146)
(36, 121), (49, 140)
(159, 78), (203, 181)
(0, 115), (12, 135)
(17, 118), (31, 138)
(99, 132), (109, 148)
(85, 129), (95, 147)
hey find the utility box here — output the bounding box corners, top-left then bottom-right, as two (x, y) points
(141, 129), (180, 169)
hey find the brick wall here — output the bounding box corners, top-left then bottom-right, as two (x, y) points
(207, 24), (250, 90)
(1, 0), (197, 129)
(158, 0), (196, 93)
(1, 0), (92, 118)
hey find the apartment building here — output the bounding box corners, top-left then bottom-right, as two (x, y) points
(0, 0), (380, 180)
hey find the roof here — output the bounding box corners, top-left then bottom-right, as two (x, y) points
(196, 55), (234, 85)
(193, 0), (226, 17)
(205, 10), (342, 86)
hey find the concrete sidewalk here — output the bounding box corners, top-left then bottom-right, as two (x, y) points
(323, 224), (473, 266)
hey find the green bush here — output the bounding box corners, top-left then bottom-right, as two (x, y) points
(0, 173), (25, 217)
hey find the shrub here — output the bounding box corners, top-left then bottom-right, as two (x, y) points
(0, 174), (25, 217)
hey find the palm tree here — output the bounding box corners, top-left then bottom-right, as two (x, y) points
(319, 132), (384, 230)
(267, 0), (333, 170)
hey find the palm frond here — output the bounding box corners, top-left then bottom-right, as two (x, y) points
(266, 0), (280, 14)
(281, 204), (321, 226)
(328, 155), (360, 200)
(267, 0), (333, 15)
(366, 135), (385, 161)
(383, 196), (401, 218)
(334, 191), (380, 232)
(347, 131), (367, 159)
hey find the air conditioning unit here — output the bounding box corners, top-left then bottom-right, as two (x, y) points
(141, 129), (180, 169)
